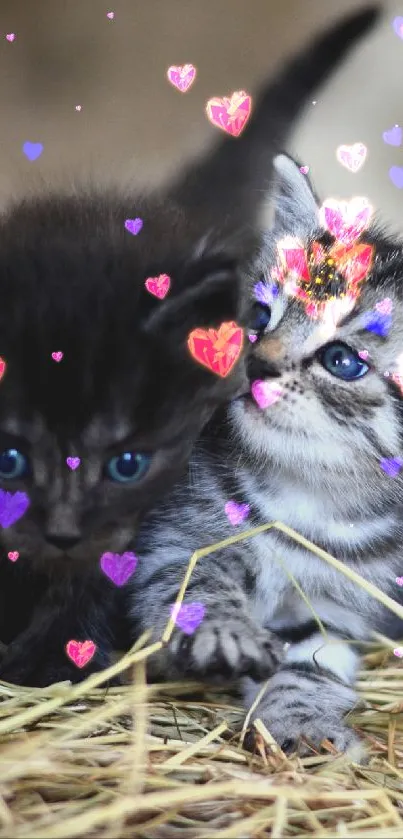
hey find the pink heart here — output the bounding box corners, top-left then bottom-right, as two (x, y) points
(224, 500), (250, 526)
(171, 602), (205, 634)
(65, 640), (96, 669)
(106, 12), (114, 19)
(7, 551), (19, 562)
(393, 647), (403, 658)
(66, 457), (80, 470)
(375, 298), (393, 315)
(248, 334), (258, 343)
(51, 351), (63, 362)
(299, 165), (310, 175)
(100, 551), (138, 587)
(396, 577), (403, 587)
(6, 34), (15, 42)
(358, 350), (369, 360)
(167, 64), (196, 93)
(336, 143), (367, 173)
(206, 91), (252, 137)
(145, 273), (171, 299)
(251, 379), (283, 410)
(318, 197), (373, 246)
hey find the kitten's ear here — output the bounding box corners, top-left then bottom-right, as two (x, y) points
(168, 8), (378, 242)
(267, 153), (320, 238)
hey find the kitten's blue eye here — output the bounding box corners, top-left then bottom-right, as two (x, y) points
(0, 449), (29, 480)
(106, 452), (152, 483)
(251, 303), (271, 334)
(319, 342), (369, 381)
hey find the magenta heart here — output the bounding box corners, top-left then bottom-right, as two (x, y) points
(51, 351), (63, 362)
(224, 500), (250, 526)
(66, 457), (80, 470)
(396, 577), (403, 587)
(392, 16), (403, 39)
(394, 647), (403, 658)
(299, 165), (310, 175)
(171, 602), (205, 634)
(382, 125), (402, 147)
(389, 167), (403, 189)
(6, 34), (15, 42)
(248, 333), (258, 343)
(100, 551), (138, 586)
(124, 218), (143, 235)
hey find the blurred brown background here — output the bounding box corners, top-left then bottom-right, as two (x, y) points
(0, 0), (401, 228)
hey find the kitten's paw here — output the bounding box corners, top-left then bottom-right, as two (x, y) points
(244, 668), (361, 756)
(169, 615), (284, 681)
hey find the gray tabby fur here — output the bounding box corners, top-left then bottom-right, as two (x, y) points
(129, 155), (403, 755)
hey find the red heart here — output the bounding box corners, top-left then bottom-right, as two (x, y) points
(0, 357), (6, 382)
(145, 273), (171, 299)
(65, 639), (96, 669)
(205, 91), (252, 137)
(187, 321), (243, 378)
(167, 64), (196, 93)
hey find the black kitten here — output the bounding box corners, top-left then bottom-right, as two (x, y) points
(0, 7), (378, 686)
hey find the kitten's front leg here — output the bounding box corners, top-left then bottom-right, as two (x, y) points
(244, 632), (362, 755)
(0, 575), (119, 687)
(133, 551), (284, 682)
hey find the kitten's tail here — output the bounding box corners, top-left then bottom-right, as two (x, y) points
(172, 7), (379, 216)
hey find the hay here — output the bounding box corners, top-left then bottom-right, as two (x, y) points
(1, 522), (403, 838)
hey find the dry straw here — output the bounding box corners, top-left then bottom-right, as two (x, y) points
(1, 520), (403, 838)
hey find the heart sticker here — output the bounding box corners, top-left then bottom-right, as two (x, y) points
(389, 167), (403, 190)
(358, 350), (369, 360)
(392, 16), (403, 39)
(66, 457), (81, 471)
(0, 357), (6, 382)
(145, 273), (171, 299)
(383, 125), (402, 147)
(375, 298), (393, 316)
(51, 351), (63, 362)
(100, 551), (138, 587)
(22, 142), (43, 162)
(393, 647), (403, 658)
(251, 380), (283, 410)
(65, 640), (97, 669)
(106, 11), (114, 19)
(380, 458), (402, 478)
(167, 64), (196, 93)
(248, 333), (258, 343)
(7, 551), (19, 562)
(187, 321), (243, 378)
(6, 34), (15, 42)
(318, 197), (373, 246)
(206, 91), (252, 137)
(299, 165), (310, 175)
(396, 576), (403, 587)
(225, 500), (250, 526)
(0, 490), (30, 528)
(336, 143), (367, 173)
(125, 218), (143, 235)
(170, 602), (206, 634)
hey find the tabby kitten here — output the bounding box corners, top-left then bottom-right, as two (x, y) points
(0, 9), (377, 687)
(130, 153), (403, 754)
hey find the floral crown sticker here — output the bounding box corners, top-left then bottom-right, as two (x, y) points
(273, 196), (374, 319)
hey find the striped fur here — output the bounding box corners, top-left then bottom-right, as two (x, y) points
(129, 156), (403, 755)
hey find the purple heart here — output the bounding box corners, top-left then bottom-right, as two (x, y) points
(254, 280), (278, 305)
(392, 16), (403, 39)
(224, 500), (250, 526)
(100, 551), (138, 586)
(22, 141), (43, 161)
(362, 311), (392, 338)
(124, 218), (143, 235)
(0, 490), (30, 528)
(380, 458), (402, 478)
(389, 166), (403, 189)
(170, 602), (205, 635)
(382, 125), (402, 147)
(248, 334), (258, 343)
(66, 457), (80, 471)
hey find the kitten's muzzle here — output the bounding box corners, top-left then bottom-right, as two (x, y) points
(247, 354), (282, 383)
